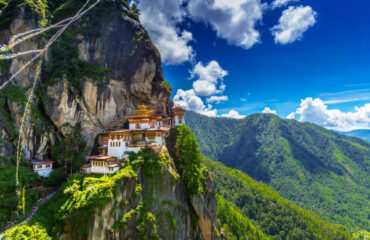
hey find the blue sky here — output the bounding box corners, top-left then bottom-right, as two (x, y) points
(136, 0), (370, 131)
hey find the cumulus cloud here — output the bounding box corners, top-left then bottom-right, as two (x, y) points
(173, 89), (217, 116)
(262, 107), (277, 114)
(221, 110), (246, 119)
(137, 0), (194, 65)
(206, 95), (228, 104)
(188, 0), (266, 49)
(190, 61), (228, 96)
(271, 6), (317, 44)
(287, 112), (295, 119)
(294, 98), (370, 131)
(271, 0), (298, 9)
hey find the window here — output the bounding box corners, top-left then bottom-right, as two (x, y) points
(118, 142), (121, 147)
(37, 165), (41, 169)
(46, 164), (50, 168)
(110, 142), (112, 147)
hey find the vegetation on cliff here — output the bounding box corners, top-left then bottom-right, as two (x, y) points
(174, 124), (204, 195)
(186, 111), (370, 233)
(205, 157), (352, 240)
(2, 223), (51, 240)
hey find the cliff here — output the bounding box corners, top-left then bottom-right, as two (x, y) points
(19, 148), (218, 240)
(0, 1), (219, 239)
(0, 0), (171, 159)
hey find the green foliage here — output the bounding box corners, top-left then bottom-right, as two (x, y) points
(2, 223), (51, 240)
(161, 80), (172, 94)
(186, 111), (370, 232)
(42, 168), (66, 187)
(129, 2), (140, 20)
(0, 161), (41, 228)
(23, 0), (48, 25)
(175, 124), (204, 195)
(217, 195), (270, 240)
(52, 123), (86, 175)
(129, 147), (166, 180)
(204, 157), (352, 240)
(28, 166), (137, 237)
(353, 230), (370, 240)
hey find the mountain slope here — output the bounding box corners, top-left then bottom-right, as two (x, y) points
(186, 111), (370, 232)
(205, 157), (351, 240)
(335, 129), (370, 142)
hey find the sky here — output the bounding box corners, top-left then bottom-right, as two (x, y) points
(134, 0), (370, 132)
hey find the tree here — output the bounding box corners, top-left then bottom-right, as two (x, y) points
(52, 123), (86, 175)
(175, 124), (203, 195)
(2, 224), (51, 240)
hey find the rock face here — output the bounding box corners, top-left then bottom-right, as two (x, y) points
(0, 1), (171, 159)
(58, 153), (218, 240)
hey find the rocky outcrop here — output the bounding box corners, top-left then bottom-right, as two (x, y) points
(58, 151), (218, 240)
(0, 1), (171, 159)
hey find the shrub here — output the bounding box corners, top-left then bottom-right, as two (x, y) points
(43, 168), (66, 187)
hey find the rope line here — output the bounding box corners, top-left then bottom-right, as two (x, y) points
(15, 58), (43, 193)
(0, 0), (102, 91)
(0, 50), (43, 60)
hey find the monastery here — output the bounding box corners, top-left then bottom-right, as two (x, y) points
(81, 105), (185, 174)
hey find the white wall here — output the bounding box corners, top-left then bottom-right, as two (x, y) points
(33, 164), (53, 177)
(174, 116), (185, 126)
(107, 139), (126, 158)
(129, 122), (150, 130)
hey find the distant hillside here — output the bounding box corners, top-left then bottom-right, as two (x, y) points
(335, 129), (370, 142)
(186, 111), (370, 232)
(205, 157), (351, 240)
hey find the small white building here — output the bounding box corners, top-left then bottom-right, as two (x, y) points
(30, 160), (54, 177)
(81, 155), (121, 175)
(171, 106), (186, 126)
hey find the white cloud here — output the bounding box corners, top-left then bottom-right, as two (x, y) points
(206, 95), (228, 104)
(271, 0), (298, 9)
(188, 0), (266, 49)
(271, 6), (317, 44)
(137, 0), (194, 65)
(173, 89), (217, 116)
(294, 98), (370, 131)
(241, 98), (247, 102)
(262, 107), (277, 114)
(222, 110), (246, 119)
(190, 61), (228, 96)
(287, 112), (295, 119)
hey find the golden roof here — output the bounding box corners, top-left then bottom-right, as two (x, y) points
(135, 105), (155, 116)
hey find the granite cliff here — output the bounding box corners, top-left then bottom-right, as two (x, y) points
(0, 0), (171, 159)
(0, 1), (219, 239)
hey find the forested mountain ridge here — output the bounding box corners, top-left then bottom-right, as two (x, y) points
(186, 111), (370, 233)
(205, 157), (351, 240)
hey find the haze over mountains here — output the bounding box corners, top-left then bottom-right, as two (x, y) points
(186, 111), (370, 233)
(336, 129), (370, 142)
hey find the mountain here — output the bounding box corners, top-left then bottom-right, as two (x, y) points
(335, 129), (370, 142)
(204, 157), (351, 240)
(0, 1), (219, 239)
(186, 111), (370, 233)
(2, 125), (219, 240)
(0, 0), (171, 160)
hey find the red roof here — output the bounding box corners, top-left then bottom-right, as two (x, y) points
(81, 163), (91, 168)
(30, 160), (54, 165)
(87, 155), (114, 160)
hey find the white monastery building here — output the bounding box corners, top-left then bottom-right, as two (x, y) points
(81, 105), (186, 175)
(30, 160), (54, 177)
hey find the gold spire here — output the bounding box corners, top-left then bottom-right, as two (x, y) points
(135, 105), (155, 116)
